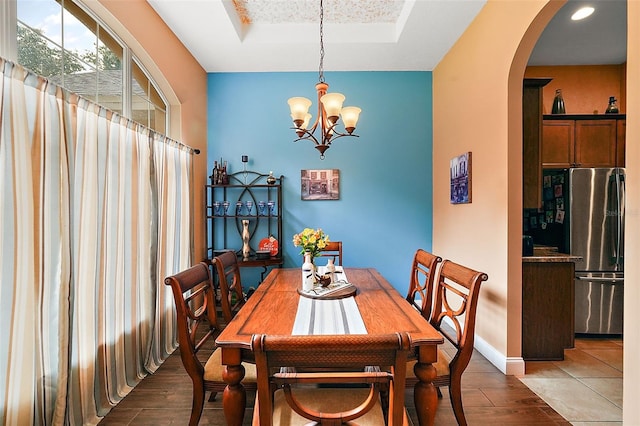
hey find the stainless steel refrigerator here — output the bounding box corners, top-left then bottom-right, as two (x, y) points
(567, 168), (624, 335)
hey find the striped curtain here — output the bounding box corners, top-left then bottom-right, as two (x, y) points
(0, 58), (193, 425)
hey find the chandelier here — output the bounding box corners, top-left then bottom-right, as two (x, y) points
(287, 0), (362, 159)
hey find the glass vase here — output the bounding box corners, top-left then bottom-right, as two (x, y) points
(242, 220), (250, 259)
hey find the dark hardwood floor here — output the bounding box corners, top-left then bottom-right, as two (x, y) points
(98, 337), (570, 425)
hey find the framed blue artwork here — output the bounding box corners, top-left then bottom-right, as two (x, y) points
(450, 152), (472, 204)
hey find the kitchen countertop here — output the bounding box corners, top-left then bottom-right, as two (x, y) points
(523, 246), (582, 263)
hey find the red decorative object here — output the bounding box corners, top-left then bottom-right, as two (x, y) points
(258, 236), (279, 256)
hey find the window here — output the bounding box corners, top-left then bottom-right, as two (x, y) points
(13, 0), (168, 132)
(132, 59), (166, 133)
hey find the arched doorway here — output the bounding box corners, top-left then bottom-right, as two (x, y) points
(510, 2), (638, 421)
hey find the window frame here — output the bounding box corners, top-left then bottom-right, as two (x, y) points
(4, 0), (169, 133)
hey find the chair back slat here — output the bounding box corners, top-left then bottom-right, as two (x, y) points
(406, 249), (443, 320)
(211, 251), (246, 323)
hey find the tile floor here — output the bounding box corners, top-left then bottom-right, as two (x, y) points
(518, 336), (623, 425)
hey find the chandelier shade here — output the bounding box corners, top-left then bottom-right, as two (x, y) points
(288, 97), (312, 125)
(287, 0), (361, 159)
(340, 106), (362, 133)
(319, 92), (345, 120)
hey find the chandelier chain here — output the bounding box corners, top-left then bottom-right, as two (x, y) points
(318, 0), (325, 83)
(287, 0), (361, 159)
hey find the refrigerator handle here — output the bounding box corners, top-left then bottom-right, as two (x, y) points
(576, 276), (623, 283)
(617, 172), (625, 268)
(608, 172), (624, 270)
(608, 174), (619, 265)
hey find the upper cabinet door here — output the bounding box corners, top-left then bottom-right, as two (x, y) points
(542, 117), (622, 168)
(574, 120), (617, 167)
(542, 120), (574, 168)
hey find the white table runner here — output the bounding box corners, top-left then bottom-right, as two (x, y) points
(291, 267), (367, 335)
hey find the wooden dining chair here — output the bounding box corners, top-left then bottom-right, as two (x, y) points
(164, 262), (257, 426)
(405, 259), (488, 426)
(405, 249), (443, 321)
(251, 332), (412, 426)
(211, 250), (247, 324)
(318, 241), (343, 266)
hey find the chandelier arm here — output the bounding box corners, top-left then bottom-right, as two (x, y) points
(308, 110), (321, 135)
(290, 128), (320, 146)
(322, 120), (341, 141)
(328, 133), (360, 142)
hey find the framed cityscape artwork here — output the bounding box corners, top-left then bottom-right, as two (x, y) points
(301, 169), (340, 200)
(450, 152), (472, 204)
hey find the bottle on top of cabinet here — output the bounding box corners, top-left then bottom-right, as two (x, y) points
(267, 171), (277, 185)
(551, 89), (566, 114)
(605, 96), (619, 114)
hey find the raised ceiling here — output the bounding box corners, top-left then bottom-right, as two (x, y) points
(147, 0), (486, 72)
(146, 0), (627, 73)
(231, 0), (406, 24)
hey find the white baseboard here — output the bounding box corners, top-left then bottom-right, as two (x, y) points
(473, 333), (525, 376)
(439, 317), (525, 376)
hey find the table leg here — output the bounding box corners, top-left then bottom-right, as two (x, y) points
(413, 360), (438, 426)
(222, 363), (246, 426)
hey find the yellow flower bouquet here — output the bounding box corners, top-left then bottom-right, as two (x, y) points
(292, 227), (330, 258)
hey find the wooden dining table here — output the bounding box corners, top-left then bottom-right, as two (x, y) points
(215, 267), (444, 425)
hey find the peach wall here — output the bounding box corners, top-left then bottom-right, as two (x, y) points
(525, 64), (627, 114)
(623, 1), (638, 420)
(90, 0), (208, 261)
(432, 0), (563, 375)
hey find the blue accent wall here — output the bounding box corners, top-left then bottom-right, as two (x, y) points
(207, 71), (433, 294)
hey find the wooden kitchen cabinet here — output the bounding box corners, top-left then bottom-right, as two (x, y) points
(523, 78), (551, 209)
(617, 119), (626, 167)
(541, 119), (574, 168)
(522, 261), (575, 360)
(575, 120), (617, 167)
(542, 115), (625, 168)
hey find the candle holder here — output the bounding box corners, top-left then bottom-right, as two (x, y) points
(242, 155), (249, 184)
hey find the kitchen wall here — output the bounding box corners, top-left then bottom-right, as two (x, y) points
(525, 64), (627, 114)
(207, 71), (433, 293)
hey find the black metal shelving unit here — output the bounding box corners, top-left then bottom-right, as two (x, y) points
(205, 170), (283, 280)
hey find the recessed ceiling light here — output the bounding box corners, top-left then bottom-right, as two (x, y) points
(571, 6), (595, 21)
